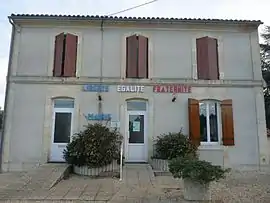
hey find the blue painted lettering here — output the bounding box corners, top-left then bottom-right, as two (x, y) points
(83, 84), (109, 92)
(83, 113), (112, 121)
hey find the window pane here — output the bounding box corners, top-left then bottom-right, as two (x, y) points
(128, 115), (144, 143)
(127, 101), (146, 111)
(53, 112), (72, 143)
(199, 102), (207, 142)
(54, 99), (74, 108)
(209, 102), (219, 142)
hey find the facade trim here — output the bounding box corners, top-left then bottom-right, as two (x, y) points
(9, 77), (263, 87)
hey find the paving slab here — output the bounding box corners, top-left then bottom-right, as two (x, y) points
(1, 164), (270, 202)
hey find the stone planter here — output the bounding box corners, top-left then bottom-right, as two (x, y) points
(73, 160), (120, 176)
(150, 158), (169, 172)
(183, 179), (210, 201)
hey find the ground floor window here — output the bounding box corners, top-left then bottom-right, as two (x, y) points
(199, 100), (221, 144)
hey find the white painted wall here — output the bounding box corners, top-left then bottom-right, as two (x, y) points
(1, 21), (268, 171)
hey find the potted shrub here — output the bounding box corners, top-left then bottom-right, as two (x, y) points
(169, 156), (230, 201)
(63, 123), (123, 177)
(151, 131), (197, 172)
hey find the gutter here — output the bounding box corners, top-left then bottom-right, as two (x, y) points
(0, 18), (16, 173)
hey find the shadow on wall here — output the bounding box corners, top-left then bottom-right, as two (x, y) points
(0, 110), (2, 149)
(0, 110), (2, 129)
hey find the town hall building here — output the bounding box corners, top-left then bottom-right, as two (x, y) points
(0, 14), (269, 172)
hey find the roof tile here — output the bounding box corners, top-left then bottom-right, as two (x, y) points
(9, 14), (262, 25)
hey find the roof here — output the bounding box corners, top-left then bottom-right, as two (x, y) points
(8, 14), (263, 26)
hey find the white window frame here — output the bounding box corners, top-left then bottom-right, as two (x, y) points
(199, 100), (222, 145)
(52, 105), (74, 144)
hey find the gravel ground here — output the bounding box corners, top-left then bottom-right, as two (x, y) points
(210, 170), (270, 202)
(162, 169), (270, 202)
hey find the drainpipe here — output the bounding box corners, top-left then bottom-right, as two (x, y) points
(98, 19), (104, 118)
(249, 32), (261, 170)
(0, 18), (16, 173)
(255, 88), (261, 171)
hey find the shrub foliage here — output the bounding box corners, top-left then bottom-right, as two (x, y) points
(153, 131), (197, 160)
(63, 123), (123, 168)
(169, 156), (230, 184)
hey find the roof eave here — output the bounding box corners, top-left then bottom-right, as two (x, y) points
(8, 15), (263, 26)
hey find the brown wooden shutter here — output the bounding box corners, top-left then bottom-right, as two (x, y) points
(208, 37), (219, 80)
(196, 37), (209, 80)
(138, 36), (148, 78)
(53, 33), (65, 77)
(221, 99), (235, 146)
(126, 35), (138, 78)
(63, 33), (78, 77)
(188, 98), (201, 146)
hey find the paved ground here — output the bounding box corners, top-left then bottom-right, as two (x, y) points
(0, 163), (70, 190)
(0, 164), (270, 202)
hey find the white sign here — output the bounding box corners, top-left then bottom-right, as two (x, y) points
(111, 121), (120, 128)
(117, 85), (144, 93)
(132, 121), (140, 132)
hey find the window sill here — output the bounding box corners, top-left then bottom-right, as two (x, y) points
(198, 144), (224, 151)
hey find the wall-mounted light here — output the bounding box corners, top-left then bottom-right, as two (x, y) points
(172, 93), (177, 102)
(98, 94), (102, 101)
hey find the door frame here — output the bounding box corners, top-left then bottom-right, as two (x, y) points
(125, 110), (148, 162)
(50, 107), (74, 162)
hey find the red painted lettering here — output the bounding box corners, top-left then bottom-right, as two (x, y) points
(188, 86), (191, 93)
(161, 86), (166, 93)
(182, 86), (186, 93)
(153, 85), (160, 92)
(173, 85), (177, 93)
(153, 84), (192, 93)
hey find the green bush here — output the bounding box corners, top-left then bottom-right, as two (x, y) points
(169, 156), (230, 184)
(153, 131), (198, 160)
(63, 123), (123, 168)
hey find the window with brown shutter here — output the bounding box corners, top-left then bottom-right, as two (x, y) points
(53, 33), (65, 77)
(188, 98), (201, 146)
(53, 33), (78, 77)
(196, 36), (219, 80)
(126, 35), (137, 78)
(63, 34), (78, 77)
(188, 98), (235, 146)
(126, 35), (148, 78)
(221, 99), (235, 146)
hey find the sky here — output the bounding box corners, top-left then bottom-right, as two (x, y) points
(0, 0), (270, 108)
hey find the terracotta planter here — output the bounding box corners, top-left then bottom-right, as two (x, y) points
(183, 179), (210, 201)
(150, 158), (169, 172)
(73, 160), (120, 176)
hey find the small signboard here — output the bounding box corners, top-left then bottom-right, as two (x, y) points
(111, 121), (120, 128)
(117, 85), (144, 93)
(132, 121), (140, 132)
(153, 85), (191, 93)
(84, 113), (111, 121)
(83, 84), (109, 92)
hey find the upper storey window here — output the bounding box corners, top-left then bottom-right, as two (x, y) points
(126, 35), (149, 79)
(196, 36), (219, 80)
(53, 33), (78, 77)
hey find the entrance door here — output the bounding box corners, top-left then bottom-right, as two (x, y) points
(126, 111), (147, 162)
(50, 106), (73, 162)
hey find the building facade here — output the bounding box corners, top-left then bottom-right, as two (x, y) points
(0, 14), (269, 172)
